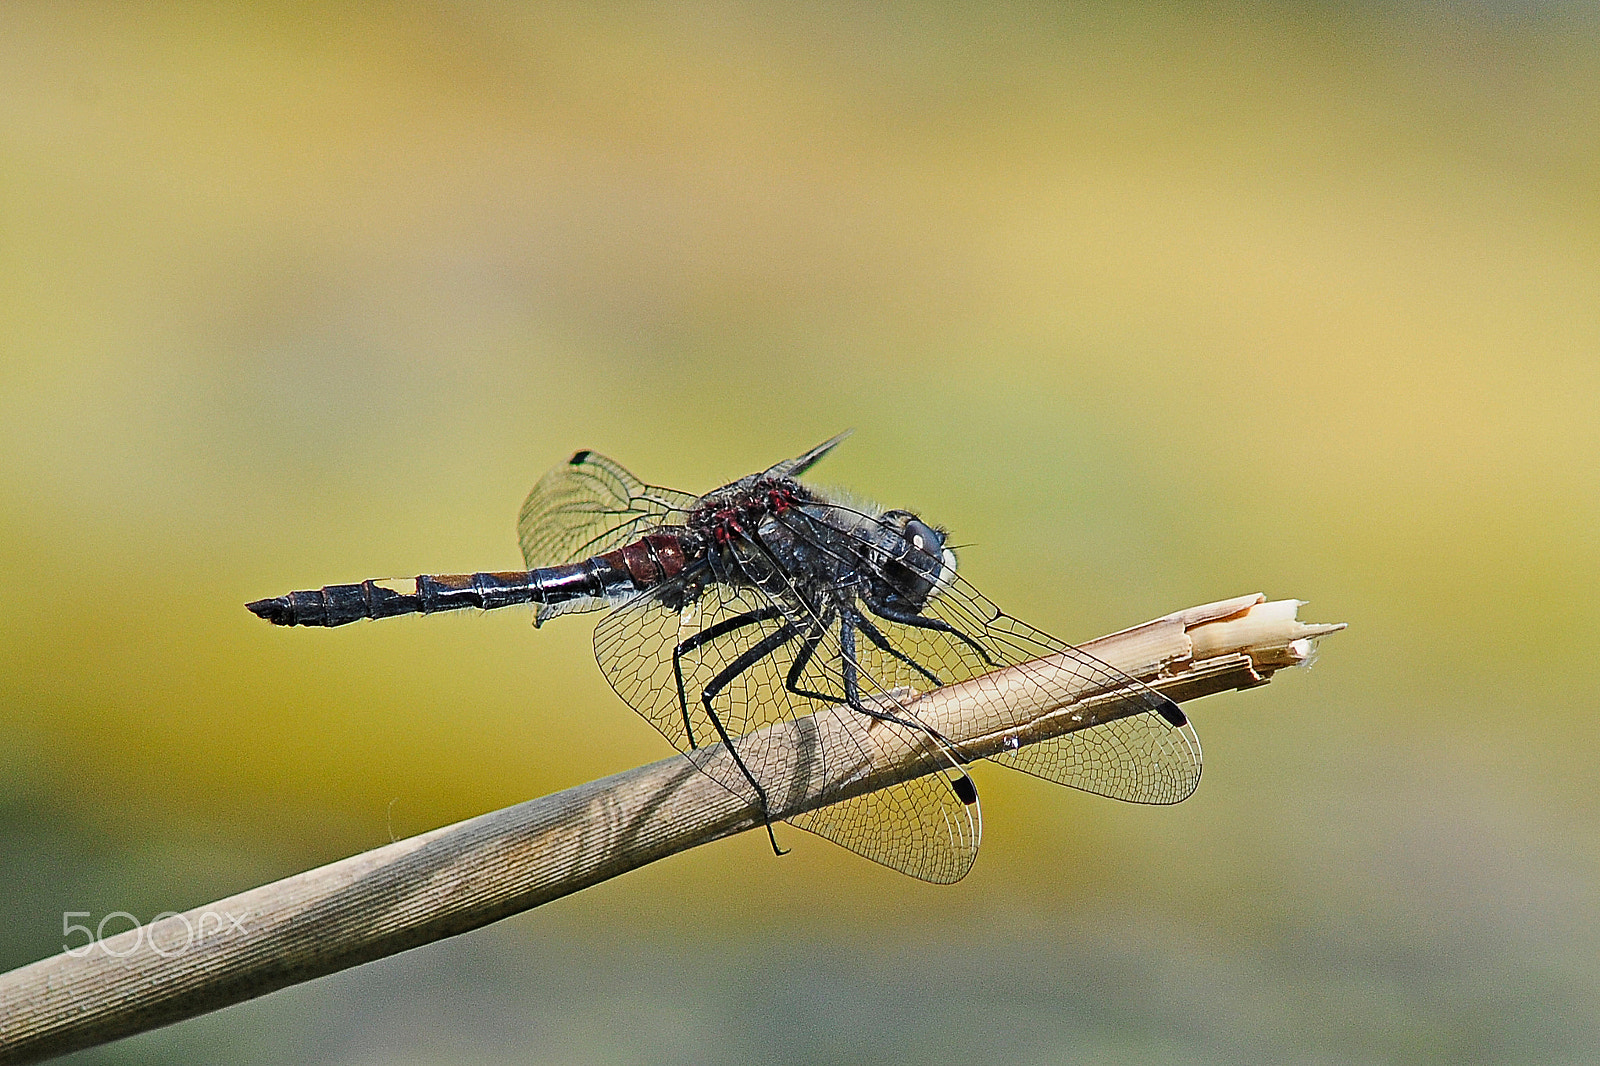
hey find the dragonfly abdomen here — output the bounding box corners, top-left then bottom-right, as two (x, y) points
(246, 534), (692, 627)
(246, 569), (568, 627)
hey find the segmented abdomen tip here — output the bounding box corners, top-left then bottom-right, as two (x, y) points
(246, 597), (293, 625)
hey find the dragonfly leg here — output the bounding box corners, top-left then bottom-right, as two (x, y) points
(783, 610), (844, 705)
(838, 614), (933, 732)
(838, 612), (978, 805)
(672, 605), (788, 749)
(699, 620), (802, 856)
(865, 602), (998, 669)
(853, 611), (944, 689)
(780, 607), (946, 700)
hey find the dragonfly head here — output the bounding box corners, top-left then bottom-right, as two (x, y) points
(873, 510), (958, 610)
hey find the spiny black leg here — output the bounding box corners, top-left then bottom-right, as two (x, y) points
(838, 611), (865, 713)
(700, 621), (801, 856)
(784, 626), (822, 694)
(867, 602), (998, 668)
(853, 612), (944, 689)
(784, 620), (979, 800)
(672, 605), (789, 749)
(838, 610), (977, 804)
(837, 612), (917, 728)
(784, 610), (844, 705)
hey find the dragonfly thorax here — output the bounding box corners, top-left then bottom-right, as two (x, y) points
(688, 476), (809, 545)
(690, 485), (958, 619)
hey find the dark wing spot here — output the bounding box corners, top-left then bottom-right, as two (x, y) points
(569, 450), (591, 465)
(1156, 696), (1187, 728)
(953, 774), (978, 805)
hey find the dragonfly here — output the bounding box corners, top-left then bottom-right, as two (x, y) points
(247, 433), (1201, 883)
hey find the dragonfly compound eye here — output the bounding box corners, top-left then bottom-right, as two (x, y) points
(868, 512), (957, 609)
(903, 518), (957, 589)
(903, 518), (942, 564)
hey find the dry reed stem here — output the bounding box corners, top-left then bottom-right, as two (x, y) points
(0, 594), (1342, 1064)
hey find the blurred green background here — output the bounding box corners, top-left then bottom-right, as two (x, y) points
(2, 2), (1597, 1062)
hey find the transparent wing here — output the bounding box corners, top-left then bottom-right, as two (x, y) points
(593, 563), (980, 884)
(777, 505), (1202, 805)
(517, 451), (699, 624)
(924, 581), (1201, 804)
(518, 450), (699, 568)
(518, 435), (846, 572)
(762, 430), (852, 479)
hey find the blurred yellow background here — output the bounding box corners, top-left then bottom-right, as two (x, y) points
(2, 3), (1597, 1062)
